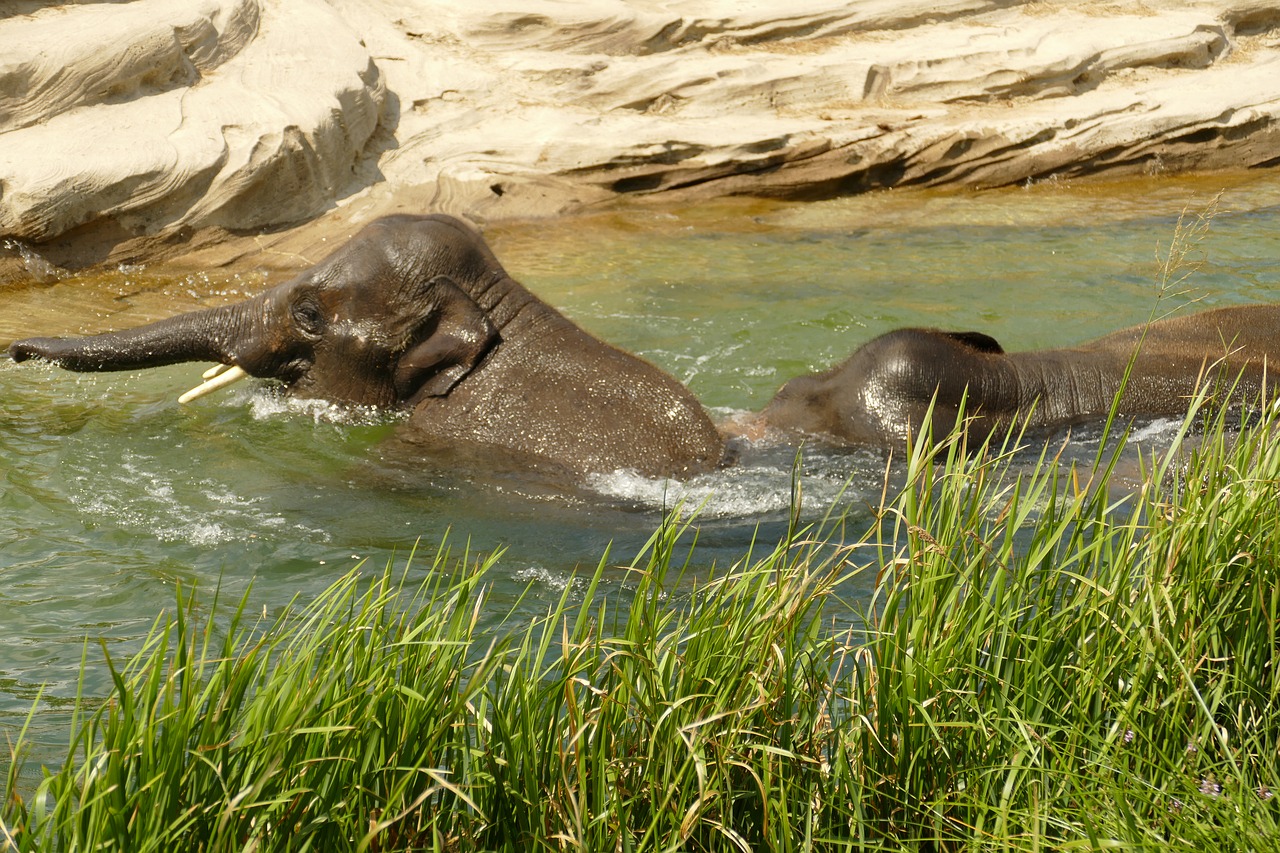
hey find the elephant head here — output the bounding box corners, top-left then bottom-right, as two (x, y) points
(10, 215), (506, 408)
(9, 214), (726, 479)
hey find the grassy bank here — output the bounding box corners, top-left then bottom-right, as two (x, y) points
(3, 390), (1279, 850)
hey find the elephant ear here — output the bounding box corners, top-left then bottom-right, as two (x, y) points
(944, 331), (1005, 354)
(394, 275), (499, 401)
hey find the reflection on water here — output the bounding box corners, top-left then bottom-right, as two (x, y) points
(2, 172), (1280, 782)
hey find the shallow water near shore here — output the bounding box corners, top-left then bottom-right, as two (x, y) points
(3, 171), (1280, 781)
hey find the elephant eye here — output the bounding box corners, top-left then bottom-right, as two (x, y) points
(292, 299), (325, 336)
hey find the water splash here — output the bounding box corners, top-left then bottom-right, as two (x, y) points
(68, 450), (331, 546)
(586, 445), (880, 518)
(243, 388), (405, 426)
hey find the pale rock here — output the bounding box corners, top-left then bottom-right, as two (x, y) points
(0, 0), (384, 246)
(1, 0), (1279, 270)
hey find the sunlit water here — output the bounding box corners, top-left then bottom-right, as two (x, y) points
(3, 171), (1280, 784)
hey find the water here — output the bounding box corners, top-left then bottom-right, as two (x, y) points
(3, 171), (1280, 782)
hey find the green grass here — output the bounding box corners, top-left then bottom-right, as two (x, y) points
(3, 381), (1279, 850)
(7, 196), (1273, 851)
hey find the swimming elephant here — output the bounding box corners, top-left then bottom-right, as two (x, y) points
(10, 213), (1277, 477)
(759, 305), (1280, 446)
(7, 214), (726, 479)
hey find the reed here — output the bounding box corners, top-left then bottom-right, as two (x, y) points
(2, 376), (1277, 851)
(852, 386), (1280, 849)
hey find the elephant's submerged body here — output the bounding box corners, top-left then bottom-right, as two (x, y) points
(761, 305), (1279, 446)
(404, 305), (724, 477)
(9, 213), (1280, 479)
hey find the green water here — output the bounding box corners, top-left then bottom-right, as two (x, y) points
(3, 172), (1280, 782)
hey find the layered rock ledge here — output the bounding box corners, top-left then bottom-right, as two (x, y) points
(2, 0), (1279, 271)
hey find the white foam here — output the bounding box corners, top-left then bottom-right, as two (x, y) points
(244, 390), (400, 426)
(69, 450), (331, 546)
(1127, 416), (1182, 443)
(586, 456), (861, 518)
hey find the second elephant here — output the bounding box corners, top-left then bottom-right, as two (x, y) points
(759, 305), (1280, 446)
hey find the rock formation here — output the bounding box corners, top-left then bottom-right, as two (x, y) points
(0, 0), (382, 255)
(1, 0), (1279, 271)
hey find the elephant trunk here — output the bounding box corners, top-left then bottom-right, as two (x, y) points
(8, 302), (249, 372)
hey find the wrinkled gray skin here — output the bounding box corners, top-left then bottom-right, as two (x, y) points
(8, 214), (726, 479)
(760, 306), (1280, 446)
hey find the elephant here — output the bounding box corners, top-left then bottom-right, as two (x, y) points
(757, 305), (1280, 447)
(7, 214), (727, 479)
(10, 212), (1279, 479)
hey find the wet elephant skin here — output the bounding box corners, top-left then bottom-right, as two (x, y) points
(8, 215), (726, 479)
(11, 214), (1280, 475)
(760, 305), (1280, 446)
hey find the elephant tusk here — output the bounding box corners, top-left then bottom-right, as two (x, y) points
(179, 365), (248, 404)
(202, 363), (231, 380)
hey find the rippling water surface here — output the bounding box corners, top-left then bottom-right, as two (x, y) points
(3, 172), (1280, 781)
